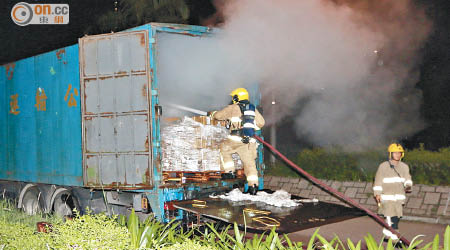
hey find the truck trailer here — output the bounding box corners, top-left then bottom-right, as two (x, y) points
(0, 23), (264, 223)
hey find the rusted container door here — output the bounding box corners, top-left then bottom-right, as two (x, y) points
(79, 30), (153, 189)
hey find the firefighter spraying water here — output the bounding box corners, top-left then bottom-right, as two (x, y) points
(209, 88), (265, 195)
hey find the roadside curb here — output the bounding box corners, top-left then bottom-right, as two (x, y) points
(402, 215), (450, 225)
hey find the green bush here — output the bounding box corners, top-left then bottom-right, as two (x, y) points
(0, 199), (62, 228)
(49, 210), (130, 250)
(0, 222), (53, 250)
(266, 146), (450, 185)
(0, 200), (130, 250)
(406, 146), (450, 185)
(125, 209), (193, 249)
(0, 200), (60, 250)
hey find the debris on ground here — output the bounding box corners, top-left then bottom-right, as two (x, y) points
(213, 189), (312, 207)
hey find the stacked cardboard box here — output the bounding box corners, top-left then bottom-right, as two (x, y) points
(161, 116), (229, 172)
(191, 116), (228, 127)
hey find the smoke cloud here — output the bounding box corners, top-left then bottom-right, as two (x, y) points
(157, 0), (431, 150)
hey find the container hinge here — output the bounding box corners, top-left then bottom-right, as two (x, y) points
(155, 105), (162, 116)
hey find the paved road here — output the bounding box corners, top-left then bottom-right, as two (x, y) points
(287, 216), (448, 248)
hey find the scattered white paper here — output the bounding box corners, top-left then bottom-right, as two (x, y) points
(215, 189), (303, 207)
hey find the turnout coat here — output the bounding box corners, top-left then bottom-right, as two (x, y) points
(373, 161), (412, 217)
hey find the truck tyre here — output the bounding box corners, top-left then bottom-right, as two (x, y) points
(52, 189), (80, 218)
(21, 187), (42, 215)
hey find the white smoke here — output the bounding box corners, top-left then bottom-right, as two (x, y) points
(156, 0), (431, 149)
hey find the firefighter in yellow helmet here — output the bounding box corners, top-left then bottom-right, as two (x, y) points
(210, 88), (265, 195)
(373, 143), (412, 243)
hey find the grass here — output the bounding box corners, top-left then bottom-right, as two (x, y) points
(0, 200), (129, 249)
(0, 199), (449, 249)
(0, 199), (62, 227)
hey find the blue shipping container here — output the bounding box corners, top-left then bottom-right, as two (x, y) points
(0, 23), (264, 221)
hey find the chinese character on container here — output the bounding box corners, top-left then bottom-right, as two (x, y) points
(39, 16), (48, 24)
(9, 94), (20, 115)
(54, 16), (63, 24)
(64, 84), (78, 107)
(35, 88), (47, 111)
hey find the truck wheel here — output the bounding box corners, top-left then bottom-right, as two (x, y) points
(52, 191), (80, 218)
(21, 187), (42, 215)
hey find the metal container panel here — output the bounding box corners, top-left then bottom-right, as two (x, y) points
(79, 30), (153, 189)
(84, 75), (149, 115)
(0, 45), (83, 186)
(85, 154), (149, 186)
(84, 115), (149, 153)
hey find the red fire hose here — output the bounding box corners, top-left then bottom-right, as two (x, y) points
(254, 135), (411, 246)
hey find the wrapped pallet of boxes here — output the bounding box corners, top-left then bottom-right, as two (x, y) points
(161, 116), (233, 183)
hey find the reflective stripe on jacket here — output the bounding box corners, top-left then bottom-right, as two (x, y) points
(373, 161), (412, 202)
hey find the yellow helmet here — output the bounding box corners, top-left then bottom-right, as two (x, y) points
(230, 88), (249, 103)
(388, 143), (404, 159)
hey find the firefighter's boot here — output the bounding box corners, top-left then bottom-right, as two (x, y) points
(247, 184), (258, 195)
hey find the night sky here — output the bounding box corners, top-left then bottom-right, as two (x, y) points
(1, 0), (449, 150)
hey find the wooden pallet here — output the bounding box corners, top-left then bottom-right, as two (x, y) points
(162, 171), (223, 184)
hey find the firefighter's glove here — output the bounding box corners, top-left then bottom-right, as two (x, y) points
(375, 195), (381, 204)
(242, 136), (250, 144)
(207, 111), (216, 118)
